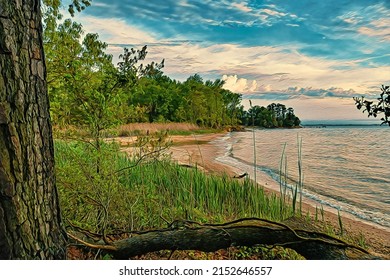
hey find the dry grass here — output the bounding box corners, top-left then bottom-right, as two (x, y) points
(120, 122), (200, 132)
(53, 122), (227, 139)
(118, 122), (202, 136)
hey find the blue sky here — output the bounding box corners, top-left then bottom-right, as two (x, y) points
(68, 0), (390, 121)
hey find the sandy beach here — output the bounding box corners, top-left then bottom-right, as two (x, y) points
(116, 132), (390, 258)
(166, 132), (390, 258)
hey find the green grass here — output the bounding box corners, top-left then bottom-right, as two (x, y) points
(55, 138), (364, 260)
(55, 140), (293, 233)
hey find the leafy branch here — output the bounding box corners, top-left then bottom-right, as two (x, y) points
(354, 85), (390, 126)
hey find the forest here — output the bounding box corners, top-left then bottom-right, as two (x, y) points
(44, 14), (300, 134)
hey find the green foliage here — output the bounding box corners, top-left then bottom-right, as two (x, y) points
(128, 74), (243, 127)
(243, 103), (301, 128)
(55, 133), (172, 233)
(68, 0), (92, 16)
(55, 140), (293, 233)
(43, 3), (303, 134)
(42, 0), (91, 20)
(233, 245), (304, 260)
(55, 141), (133, 232)
(354, 85), (390, 126)
(43, 7), (302, 132)
(44, 15), (164, 138)
(44, 12), (243, 131)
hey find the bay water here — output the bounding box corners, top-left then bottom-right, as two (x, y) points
(213, 125), (390, 231)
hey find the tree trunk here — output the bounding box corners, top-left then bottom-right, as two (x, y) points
(0, 0), (66, 259)
(68, 218), (383, 260)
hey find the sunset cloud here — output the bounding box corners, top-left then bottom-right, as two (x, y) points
(358, 18), (390, 41)
(231, 2), (252, 13)
(222, 75), (258, 93)
(70, 0), (390, 120)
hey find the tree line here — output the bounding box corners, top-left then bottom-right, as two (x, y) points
(43, 15), (300, 133)
(242, 103), (301, 128)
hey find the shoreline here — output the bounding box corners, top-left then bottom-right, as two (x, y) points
(114, 131), (390, 257)
(166, 132), (390, 258)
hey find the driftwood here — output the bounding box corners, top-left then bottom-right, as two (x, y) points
(67, 218), (382, 260)
(233, 172), (248, 179)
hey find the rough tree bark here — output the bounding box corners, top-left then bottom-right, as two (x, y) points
(0, 0), (67, 259)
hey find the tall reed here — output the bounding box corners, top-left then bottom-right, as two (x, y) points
(249, 100), (257, 183)
(296, 135), (303, 214)
(278, 135), (304, 216)
(279, 143), (288, 209)
(55, 140), (294, 232)
(338, 209), (344, 236)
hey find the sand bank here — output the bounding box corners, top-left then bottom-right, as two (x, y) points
(166, 132), (390, 258)
(114, 131), (389, 257)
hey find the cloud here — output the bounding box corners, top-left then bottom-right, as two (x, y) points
(284, 86), (360, 98)
(85, 0), (301, 31)
(91, 2), (110, 8)
(242, 96), (370, 121)
(71, 14), (157, 44)
(228, 84), (363, 101)
(261, 8), (286, 17)
(334, 3), (390, 42)
(336, 11), (362, 26)
(358, 18), (390, 41)
(231, 2), (252, 13)
(286, 23), (300, 27)
(220, 69), (385, 101)
(178, 0), (195, 8)
(222, 74), (258, 93)
(74, 2), (390, 98)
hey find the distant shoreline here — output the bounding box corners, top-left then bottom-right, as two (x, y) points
(302, 124), (381, 127)
(301, 119), (383, 126)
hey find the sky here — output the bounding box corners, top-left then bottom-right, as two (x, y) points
(67, 0), (390, 121)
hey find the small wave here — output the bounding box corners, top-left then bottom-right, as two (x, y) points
(259, 164), (390, 228)
(214, 131), (390, 229)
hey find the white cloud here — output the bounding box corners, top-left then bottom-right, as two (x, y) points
(92, 2), (110, 8)
(222, 74), (258, 93)
(286, 23), (300, 27)
(261, 8), (286, 17)
(73, 13), (390, 99)
(358, 18), (390, 41)
(257, 83), (272, 92)
(231, 2), (252, 13)
(337, 3), (390, 42)
(74, 16), (157, 44)
(178, 0), (195, 8)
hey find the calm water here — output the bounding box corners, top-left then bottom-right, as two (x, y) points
(213, 126), (390, 230)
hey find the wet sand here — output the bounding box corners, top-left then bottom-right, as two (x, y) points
(116, 132), (390, 258)
(167, 132), (390, 258)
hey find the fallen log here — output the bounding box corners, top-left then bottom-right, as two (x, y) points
(67, 218), (382, 260)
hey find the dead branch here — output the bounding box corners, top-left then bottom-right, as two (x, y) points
(233, 172), (248, 179)
(67, 218), (383, 260)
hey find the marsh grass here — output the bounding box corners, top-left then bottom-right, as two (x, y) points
(116, 122), (222, 137)
(53, 122), (223, 140)
(55, 135), (358, 260)
(119, 160), (292, 225)
(55, 140), (293, 233)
